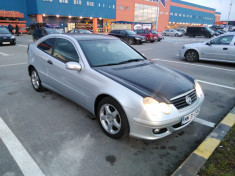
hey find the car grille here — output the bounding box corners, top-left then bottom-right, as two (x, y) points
(171, 89), (197, 110)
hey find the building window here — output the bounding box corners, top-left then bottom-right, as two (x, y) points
(134, 3), (157, 24)
(118, 5), (123, 10)
(74, 0), (81, 4)
(113, 5), (115, 9)
(179, 14), (181, 16)
(43, 0), (53, 2)
(174, 13), (177, 16)
(160, 11), (163, 14)
(59, 0), (68, 3)
(125, 6), (130, 11)
(109, 4), (111, 8)
(183, 14), (185, 17)
(87, 1), (94, 6)
(170, 13), (173, 16)
(98, 3), (100, 7)
(165, 12), (168, 15)
(103, 3), (105, 7)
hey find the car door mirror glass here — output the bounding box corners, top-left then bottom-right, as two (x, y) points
(65, 62), (82, 71)
(206, 41), (211, 45)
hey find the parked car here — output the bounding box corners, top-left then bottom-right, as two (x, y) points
(28, 34), (204, 140)
(185, 27), (214, 38)
(179, 33), (235, 63)
(108, 30), (146, 44)
(0, 26), (16, 45)
(212, 30), (220, 36)
(174, 28), (187, 35)
(134, 29), (162, 42)
(67, 29), (92, 34)
(32, 28), (64, 41)
(162, 29), (183, 37)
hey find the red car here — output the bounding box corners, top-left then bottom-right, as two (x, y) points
(134, 29), (163, 42)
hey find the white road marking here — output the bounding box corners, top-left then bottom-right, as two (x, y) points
(197, 80), (235, 90)
(16, 44), (28, 48)
(0, 52), (9, 56)
(152, 58), (235, 73)
(193, 117), (215, 128)
(0, 117), (45, 176)
(138, 48), (152, 51)
(0, 63), (26, 68)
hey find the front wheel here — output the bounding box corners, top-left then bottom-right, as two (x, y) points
(185, 50), (199, 62)
(128, 38), (134, 45)
(175, 33), (179, 37)
(97, 97), (129, 139)
(30, 68), (44, 92)
(163, 33), (167, 36)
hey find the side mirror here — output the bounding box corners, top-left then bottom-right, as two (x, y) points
(206, 42), (211, 46)
(65, 62), (82, 71)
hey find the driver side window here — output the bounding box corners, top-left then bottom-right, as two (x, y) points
(210, 35), (234, 45)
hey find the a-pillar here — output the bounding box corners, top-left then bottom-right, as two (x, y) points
(93, 18), (98, 33)
(36, 14), (43, 23)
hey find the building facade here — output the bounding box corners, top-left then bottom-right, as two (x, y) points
(0, 0), (221, 32)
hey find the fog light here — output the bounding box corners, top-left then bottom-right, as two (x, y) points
(152, 128), (167, 134)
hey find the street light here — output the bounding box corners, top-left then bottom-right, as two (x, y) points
(156, 0), (159, 31)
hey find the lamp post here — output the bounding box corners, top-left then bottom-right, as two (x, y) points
(227, 0), (232, 25)
(156, 0), (159, 31)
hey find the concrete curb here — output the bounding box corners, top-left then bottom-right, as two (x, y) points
(172, 106), (235, 176)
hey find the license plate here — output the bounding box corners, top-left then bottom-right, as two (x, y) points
(2, 42), (10, 44)
(154, 37), (157, 39)
(181, 108), (200, 125)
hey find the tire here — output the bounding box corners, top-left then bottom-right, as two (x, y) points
(150, 40), (155, 43)
(138, 40), (143, 45)
(11, 41), (16, 45)
(185, 50), (199, 62)
(30, 68), (44, 92)
(175, 33), (179, 37)
(128, 38), (134, 45)
(96, 97), (129, 139)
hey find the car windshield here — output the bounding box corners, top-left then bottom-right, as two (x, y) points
(0, 28), (10, 34)
(126, 30), (136, 35)
(151, 30), (157, 34)
(45, 28), (63, 34)
(78, 39), (145, 67)
(206, 27), (213, 32)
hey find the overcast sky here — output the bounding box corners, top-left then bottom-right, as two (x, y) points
(182, 0), (235, 21)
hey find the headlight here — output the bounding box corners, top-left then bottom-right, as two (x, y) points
(11, 36), (15, 39)
(135, 37), (141, 40)
(195, 80), (203, 98)
(143, 97), (171, 115)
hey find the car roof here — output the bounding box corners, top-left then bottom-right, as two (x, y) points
(65, 33), (117, 41)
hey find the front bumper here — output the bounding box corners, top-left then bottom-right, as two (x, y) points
(125, 94), (204, 140)
(179, 49), (186, 59)
(0, 38), (15, 44)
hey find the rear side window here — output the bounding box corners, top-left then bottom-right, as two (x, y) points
(53, 38), (79, 63)
(37, 38), (56, 55)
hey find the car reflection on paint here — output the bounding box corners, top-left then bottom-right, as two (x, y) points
(27, 34), (204, 140)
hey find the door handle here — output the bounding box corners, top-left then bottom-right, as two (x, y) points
(47, 60), (53, 65)
(223, 48), (228, 50)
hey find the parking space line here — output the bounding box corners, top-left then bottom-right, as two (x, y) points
(0, 117), (45, 176)
(16, 44), (28, 48)
(193, 117), (215, 128)
(0, 52), (9, 56)
(197, 80), (235, 91)
(152, 58), (235, 73)
(138, 48), (152, 51)
(0, 63), (26, 68)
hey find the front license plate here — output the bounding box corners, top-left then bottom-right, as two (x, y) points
(3, 42), (10, 44)
(181, 108), (200, 125)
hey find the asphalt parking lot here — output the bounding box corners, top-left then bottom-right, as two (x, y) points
(0, 34), (235, 176)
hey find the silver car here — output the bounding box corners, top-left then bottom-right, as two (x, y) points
(179, 33), (235, 63)
(162, 29), (183, 37)
(28, 34), (204, 140)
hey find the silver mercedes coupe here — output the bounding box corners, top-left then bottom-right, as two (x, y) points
(27, 34), (204, 140)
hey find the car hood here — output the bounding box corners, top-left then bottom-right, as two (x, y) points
(129, 34), (145, 38)
(0, 33), (12, 37)
(94, 61), (194, 103)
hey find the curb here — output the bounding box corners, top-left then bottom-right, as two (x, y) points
(172, 106), (235, 176)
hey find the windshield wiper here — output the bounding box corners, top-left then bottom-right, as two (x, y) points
(116, 59), (144, 65)
(95, 59), (144, 67)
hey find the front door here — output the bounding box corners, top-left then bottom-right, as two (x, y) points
(201, 35), (234, 60)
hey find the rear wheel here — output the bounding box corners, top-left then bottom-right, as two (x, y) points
(150, 40), (155, 43)
(97, 97), (129, 139)
(175, 33), (179, 37)
(185, 50), (199, 62)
